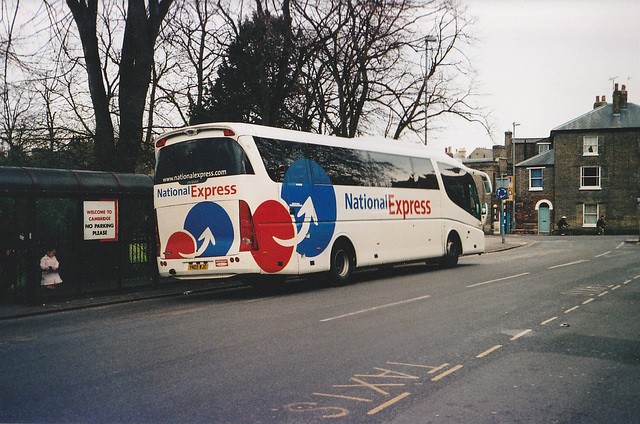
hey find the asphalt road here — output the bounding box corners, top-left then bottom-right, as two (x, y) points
(1, 236), (639, 423)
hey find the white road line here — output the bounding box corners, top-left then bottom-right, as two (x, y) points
(320, 295), (431, 322)
(594, 251), (611, 258)
(564, 305), (580, 314)
(615, 242), (625, 249)
(510, 329), (532, 340)
(548, 260), (589, 269)
(540, 316), (558, 325)
(467, 272), (530, 288)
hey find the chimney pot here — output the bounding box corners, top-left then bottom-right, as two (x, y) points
(613, 84), (622, 114)
(596, 96), (600, 102)
(602, 95), (606, 102)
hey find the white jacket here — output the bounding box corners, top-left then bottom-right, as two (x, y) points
(40, 255), (62, 286)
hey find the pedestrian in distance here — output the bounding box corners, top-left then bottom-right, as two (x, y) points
(40, 248), (62, 290)
(557, 216), (570, 235)
(596, 215), (606, 235)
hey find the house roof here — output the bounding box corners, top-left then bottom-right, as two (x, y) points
(516, 149), (554, 167)
(552, 103), (640, 132)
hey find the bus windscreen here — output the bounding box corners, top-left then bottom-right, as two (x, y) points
(155, 137), (254, 185)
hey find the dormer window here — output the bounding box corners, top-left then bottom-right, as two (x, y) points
(583, 136), (598, 156)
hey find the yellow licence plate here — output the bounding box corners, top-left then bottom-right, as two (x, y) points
(188, 263), (208, 271)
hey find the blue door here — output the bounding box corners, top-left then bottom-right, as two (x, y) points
(538, 204), (550, 233)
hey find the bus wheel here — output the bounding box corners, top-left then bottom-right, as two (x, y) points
(440, 237), (460, 268)
(329, 241), (355, 285)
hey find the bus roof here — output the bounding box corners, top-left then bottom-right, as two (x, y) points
(156, 122), (478, 172)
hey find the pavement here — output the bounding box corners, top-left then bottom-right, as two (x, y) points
(0, 235), (528, 321)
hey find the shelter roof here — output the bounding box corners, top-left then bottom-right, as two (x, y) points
(0, 166), (153, 196)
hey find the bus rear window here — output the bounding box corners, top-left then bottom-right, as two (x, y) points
(155, 137), (254, 185)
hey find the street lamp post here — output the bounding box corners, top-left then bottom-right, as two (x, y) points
(424, 36), (437, 145)
(512, 121), (520, 232)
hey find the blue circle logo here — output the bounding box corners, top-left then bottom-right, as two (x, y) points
(183, 202), (234, 257)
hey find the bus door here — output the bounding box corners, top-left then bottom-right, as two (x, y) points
(279, 141), (313, 271)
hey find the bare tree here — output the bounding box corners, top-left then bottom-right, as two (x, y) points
(64, 0), (173, 172)
(383, 0), (490, 142)
(0, 0), (36, 162)
(294, 0), (489, 142)
(154, 0), (230, 128)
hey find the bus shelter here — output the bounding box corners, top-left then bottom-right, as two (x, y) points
(0, 166), (156, 303)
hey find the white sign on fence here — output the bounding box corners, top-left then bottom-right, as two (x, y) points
(83, 200), (118, 241)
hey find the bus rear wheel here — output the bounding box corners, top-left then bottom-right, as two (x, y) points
(439, 237), (460, 268)
(329, 241), (355, 285)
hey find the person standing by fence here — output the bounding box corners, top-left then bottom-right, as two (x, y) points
(40, 248), (62, 290)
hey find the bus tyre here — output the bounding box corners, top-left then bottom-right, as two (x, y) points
(329, 241), (355, 286)
(440, 237), (459, 268)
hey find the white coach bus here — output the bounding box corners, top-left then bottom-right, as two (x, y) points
(154, 123), (491, 284)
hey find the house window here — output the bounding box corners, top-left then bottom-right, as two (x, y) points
(580, 166), (601, 189)
(583, 136), (598, 156)
(538, 143), (551, 154)
(583, 204), (600, 227)
(528, 168), (543, 191)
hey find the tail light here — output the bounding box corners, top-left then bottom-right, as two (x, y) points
(239, 200), (258, 251)
(154, 210), (161, 258)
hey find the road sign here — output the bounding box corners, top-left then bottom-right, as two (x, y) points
(496, 187), (508, 200)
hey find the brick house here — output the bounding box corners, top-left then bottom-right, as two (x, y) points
(515, 149), (555, 233)
(465, 83), (639, 235)
(551, 84), (640, 234)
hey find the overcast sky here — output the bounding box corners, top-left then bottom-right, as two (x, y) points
(428, 0), (640, 154)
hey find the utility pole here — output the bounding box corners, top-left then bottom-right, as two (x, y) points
(424, 36), (437, 145)
(512, 121), (520, 232)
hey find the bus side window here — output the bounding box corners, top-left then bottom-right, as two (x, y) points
(411, 158), (439, 190)
(255, 137), (284, 182)
(281, 140), (310, 183)
(309, 144), (370, 187)
(369, 152), (414, 188)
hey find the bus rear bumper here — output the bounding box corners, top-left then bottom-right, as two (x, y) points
(157, 253), (262, 279)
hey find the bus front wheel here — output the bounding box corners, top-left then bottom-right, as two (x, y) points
(440, 236), (460, 268)
(329, 241), (355, 285)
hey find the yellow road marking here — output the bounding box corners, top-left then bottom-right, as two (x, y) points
(564, 306), (579, 314)
(313, 393), (372, 403)
(355, 367), (419, 379)
(598, 290), (609, 297)
(541, 316), (558, 325)
(333, 378), (404, 395)
(611, 285), (621, 291)
(582, 298), (594, 305)
(427, 363), (450, 374)
(367, 392), (411, 415)
(431, 365), (463, 381)
(476, 345), (502, 358)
